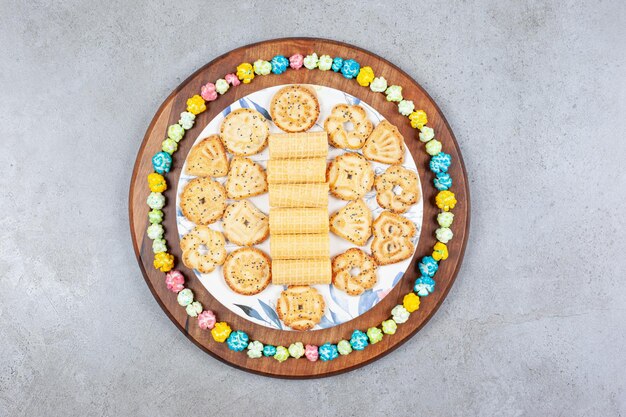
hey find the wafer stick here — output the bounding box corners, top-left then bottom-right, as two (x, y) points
(269, 208), (329, 235)
(267, 158), (326, 184)
(268, 132), (328, 159)
(270, 234), (330, 259)
(268, 183), (329, 208)
(272, 259), (332, 285)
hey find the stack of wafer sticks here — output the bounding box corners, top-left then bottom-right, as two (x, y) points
(268, 131), (331, 285)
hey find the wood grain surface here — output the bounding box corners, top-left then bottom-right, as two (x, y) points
(128, 38), (470, 378)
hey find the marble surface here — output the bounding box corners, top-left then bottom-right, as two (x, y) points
(1, 0), (624, 416)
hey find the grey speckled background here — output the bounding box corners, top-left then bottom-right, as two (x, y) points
(1, 0), (625, 416)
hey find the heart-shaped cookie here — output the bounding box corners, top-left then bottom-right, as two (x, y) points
(224, 157), (268, 199)
(371, 211), (416, 265)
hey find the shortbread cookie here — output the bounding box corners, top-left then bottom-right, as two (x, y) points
(180, 177), (227, 225)
(267, 158), (326, 184)
(371, 211), (416, 265)
(332, 248), (378, 295)
(268, 132), (328, 159)
(224, 157), (268, 199)
(270, 234), (330, 260)
(362, 120), (405, 164)
(324, 104), (373, 150)
(185, 135), (229, 177)
(270, 85), (320, 133)
(327, 152), (374, 200)
(180, 226), (226, 273)
(374, 165), (420, 213)
(268, 183), (329, 208)
(223, 247), (271, 295)
(272, 259), (332, 285)
(276, 286), (326, 331)
(269, 208), (329, 235)
(329, 199), (372, 246)
(220, 108), (269, 155)
(222, 200), (269, 246)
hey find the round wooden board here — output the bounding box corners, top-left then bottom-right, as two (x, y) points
(129, 38), (470, 378)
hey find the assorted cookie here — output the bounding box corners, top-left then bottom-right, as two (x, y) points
(270, 85), (320, 133)
(362, 120), (405, 164)
(374, 165), (420, 213)
(276, 286), (326, 331)
(223, 247), (271, 295)
(327, 152), (375, 200)
(180, 177), (227, 225)
(324, 104), (373, 149)
(329, 199), (372, 246)
(371, 211), (417, 265)
(185, 135), (229, 177)
(180, 225), (227, 273)
(222, 200), (269, 246)
(220, 108), (269, 155)
(224, 157), (268, 199)
(332, 248), (378, 296)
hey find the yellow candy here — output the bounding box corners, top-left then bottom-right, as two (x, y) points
(403, 293), (420, 313)
(409, 110), (428, 129)
(435, 190), (457, 212)
(186, 95), (206, 115)
(153, 252), (174, 272)
(356, 66), (375, 87)
(211, 322), (232, 343)
(236, 62), (255, 84)
(148, 173), (167, 193)
(432, 242), (449, 261)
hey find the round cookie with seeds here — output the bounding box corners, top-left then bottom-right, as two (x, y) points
(180, 177), (227, 225)
(324, 104), (373, 149)
(223, 247), (271, 296)
(332, 248), (378, 296)
(222, 200), (269, 246)
(374, 165), (420, 213)
(220, 108), (269, 155)
(270, 85), (320, 133)
(180, 225), (226, 274)
(276, 286), (326, 331)
(327, 152), (375, 200)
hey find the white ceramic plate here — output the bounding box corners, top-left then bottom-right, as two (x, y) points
(176, 84), (423, 331)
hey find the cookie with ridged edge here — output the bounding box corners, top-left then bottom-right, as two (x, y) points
(276, 286), (326, 331)
(220, 108), (269, 156)
(180, 177), (227, 225)
(329, 199), (372, 246)
(222, 200), (269, 246)
(362, 120), (405, 164)
(270, 85), (320, 133)
(223, 247), (271, 295)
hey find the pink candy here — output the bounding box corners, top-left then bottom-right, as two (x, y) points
(224, 73), (240, 86)
(197, 310), (216, 330)
(305, 344), (319, 362)
(165, 270), (185, 293)
(200, 82), (218, 101)
(289, 54), (304, 70)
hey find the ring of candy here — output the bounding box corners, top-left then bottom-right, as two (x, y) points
(146, 53), (458, 363)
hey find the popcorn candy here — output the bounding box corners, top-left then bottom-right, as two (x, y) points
(236, 63), (255, 84)
(211, 322), (232, 343)
(147, 173), (167, 193)
(403, 292), (420, 312)
(186, 94), (206, 115)
(356, 66), (375, 87)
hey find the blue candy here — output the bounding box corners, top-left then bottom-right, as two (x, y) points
(263, 345), (277, 357)
(349, 330), (369, 351)
(418, 256), (439, 277)
(270, 55), (289, 74)
(341, 59), (360, 79)
(226, 330), (249, 352)
(319, 343), (339, 361)
(434, 172), (452, 191)
(152, 151), (172, 174)
(414, 276), (436, 296)
(331, 57), (343, 72)
(429, 152), (451, 174)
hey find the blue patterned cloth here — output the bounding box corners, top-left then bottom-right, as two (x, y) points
(429, 152), (451, 174)
(418, 256), (439, 277)
(341, 59), (360, 79)
(152, 151), (172, 174)
(226, 330), (249, 352)
(434, 172), (452, 191)
(270, 55), (289, 74)
(331, 57), (343, 72)
(318, 343), (339, 361)
(414, 276), (436, 296)
(262, 344), (277, 357)
(350, 330), (369, 351)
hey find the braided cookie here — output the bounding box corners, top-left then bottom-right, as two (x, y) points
(332, 248), (378, 295)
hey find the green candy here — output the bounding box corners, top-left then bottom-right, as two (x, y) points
(247, 341), (264, 359)
(437, 212), (454, 228)
(152, 238), (167, 254)
(419, 126), (435, 143)
(367, 327), (383, 344)
(337, 340), (352, 355)
(288, 342), (305, 359)
(385, 85), (403, 102)
(370, 77), (387, 93)
(425, 139), (442, 156)
(274, 346), (290, 362)
(147, 192), (165, 210)
(253, 60), (272, 75)
(167, 124), (185, 142)
(148, 209), (163, 224)
(147, 224), (164, 240)
(303, 53), (319, 69)
(398, 100), (415, 116)
(186, 301), (202, 317)
(177, 288), (194, 307)
(435, 227), (453, 244)
(178, 112), (195, 130)
(382, 320), (397, 335)
(318, 55), (333, 71)
(162, 138), (178, 154)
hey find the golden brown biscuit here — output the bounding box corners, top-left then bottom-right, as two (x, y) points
(270, 85), (320, 133)
(327, 152), (374, 200)
(221, 200), (269, 246)
(374, 165), (420, 213)
(223, 247), (271, 295)
(180, 226), (226, 273)
(329, 199), (372, 246)
(185, 135), (229, 177)
(332, 248), (378, 295)
(324, 104), (373, 150)
(220, 108), (269, 155)
(276, 286), (326, 331)
(180, 177), (227, 225)
(224, 157), (268, 199)
(370, 211), (416, 265)
(362, 120), (405, 164)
